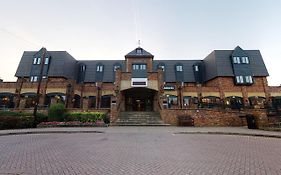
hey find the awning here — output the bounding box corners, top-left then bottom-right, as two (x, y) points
(21, 92), (36, 97)
(46, 92), (66, 97)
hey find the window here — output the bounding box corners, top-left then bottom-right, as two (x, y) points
(233, 57), (240, 64)
(159, 65), (165, 71)
(236, 76), (244, 83)
(194, 65), (199, 72)
(37, 57), (41, 65)
(44, 57), (49, 65)
(96, 65), (103, 72)
(140, 64), (146, 70)
(136, 48), (142, 55)
(114, 65), (120, 71)
(241, 57), (249, 64)
(176, 65), (183, 72)
(245, 76), (253, 83)
(80, 65), (86, 72)
(33, 58), (37, 64)
(30, 76), (38, 82)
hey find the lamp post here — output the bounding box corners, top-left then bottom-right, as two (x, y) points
(33, 48), (46, 128)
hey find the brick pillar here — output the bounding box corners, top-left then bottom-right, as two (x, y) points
(241, 86), (249, 107)
(39, 79), (48, 106)
(19, 98), (26, 109)
(82, 98), (89, 110)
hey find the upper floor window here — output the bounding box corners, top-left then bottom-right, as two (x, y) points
(80, 65), (86, 72)
(158, 65), (165, 71)
(44, 57), (49, 65)
(30, 76), (38, 82)
(114, 65), (120, 71)
(96, 65), (103, 72)
(236, 76), (244, 83)
(233, 57), (240, 64)
(133, 64), (139, 70)
(241, 57), (249, 64)
(194, 65), (199, 72)
(245, 76), (253, 83)
(33, 57), (41, 65)
(176, 65), (183, 72)
(140, 64), (146, 70)
(136, 48), (142, 55)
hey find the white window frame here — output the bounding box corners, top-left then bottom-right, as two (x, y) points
(132, 64), (139, 70)
(159, 65), (165, 71)
(194, 65), (199, 72)
(96, 65), (103, 72)
(233, 57), (240, 64)
(239, 76), (244, 83)
(30, 76), (38, 82)
(136, 49), (142, 55)
(44, 57), (49, 65)
(245, 76), (253, 83)
(140, 64), (146, 70)
(241, 57), (249, 64)
(33, 58), (37, 64)
(114, 65), (120, 71)
(176, 65), (183, 72)
(36, 57), (41, 65)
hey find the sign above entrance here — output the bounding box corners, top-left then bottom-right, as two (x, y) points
(163, 85), (175, 91)
(131, 78), (148, 87)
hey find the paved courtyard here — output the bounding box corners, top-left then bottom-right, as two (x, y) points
(0, 127), (281, 175)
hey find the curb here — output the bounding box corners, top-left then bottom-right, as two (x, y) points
(174, 131), (281, 139)
(0, 130), (104, 137)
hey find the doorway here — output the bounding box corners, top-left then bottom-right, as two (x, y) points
(123, 88), (156, 111)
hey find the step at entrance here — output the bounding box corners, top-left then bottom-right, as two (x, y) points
(113, 111), (169, 126)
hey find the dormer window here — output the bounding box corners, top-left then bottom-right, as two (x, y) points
(114, 65), (120, 71)
(233, 57), (240, 64)
(33, 57), (41, 65)
(245, 76), (253, 83)
(159, 65), (165, 71)
(44, 57), (49, 65)
(136, 48), (142, 55)
(241, 57), (249, 64)
(80, 65), (86, 72)
(96, 65), (103, 72)
(194, 65), (199, 72)
(30, 76), (38, 82)
(236, 76), (244, 84)
(176, 65), (183, 72)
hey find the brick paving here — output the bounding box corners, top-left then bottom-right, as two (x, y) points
(0, 127), (281, 175)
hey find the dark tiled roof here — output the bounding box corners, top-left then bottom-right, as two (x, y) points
(153, 60), (201, 82)
(203, 49), (269, 81)
(125, 47), (154, 58)
(78, 60), (125, 82)
(15, 51), (77, 79)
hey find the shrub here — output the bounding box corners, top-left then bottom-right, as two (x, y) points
(48, 103), (66, 121)
(67, 112), (106, 123)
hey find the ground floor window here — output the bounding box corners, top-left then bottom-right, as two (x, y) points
(101, 95), (111, 108)
(45, 93), (66, 107)
(248, 96), (266, 109)
(0, 93), (14, 108)
(73, 94), (81, 108)
(24, 95), (36, 108)
(89, 96), (96, 108)
(224, 96), (244, 109)
(167, 95), (177, 108)
(183, 96), (198, 107)
(201, 96), (221, 108)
